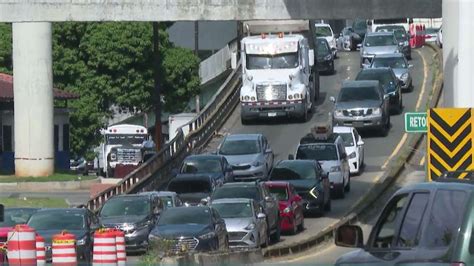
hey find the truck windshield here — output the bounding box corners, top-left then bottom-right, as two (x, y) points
(246, 53), (299, 70)
(106, 134), (146, 146)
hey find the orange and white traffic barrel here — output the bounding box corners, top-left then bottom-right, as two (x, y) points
(93, 229), (117, 266)
(114, 230), (126, 266)
(36, 234), (46, 265)
(52, 231), (77, 265)
(7, 224), (37, 265)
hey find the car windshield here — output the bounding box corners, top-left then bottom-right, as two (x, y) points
(212, 202), (253, 218)
(212, 186), (261, 201)
(317, 40), (330, 55)
(338, 86), (381, 102)
(181, 158), (221, 174)
(364, 35), (397, 46)
(267, 187), (289, 200)
(106, 134), (146, 146)
(168, 180), (212, 194)
(100, 197), (150, 217)
(296, 144), (338, 161)
(219, 139), (260, 155)
(0, 209), (37, 227)
(372, 57), (407, 68)
(315, 26), (332, 37)
(246, 53), (299, 70)
(28, 211), (85, 230)
(270, 162), (316, 180)
(158, 208), (210, 225)
(356, 71), (393, 87)
(338, 133), (355, 147)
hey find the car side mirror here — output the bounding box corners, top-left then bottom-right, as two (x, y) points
(265, 148), (273, 154)
(408, 64), (414, 68)
(357, 140), (365, 146)
(231, 52), (238, 69)
(329, 96), (336, 103)
(357, 43), (362, 49)
(383, 94), (390, 100)
(257, 213), (266, 220)
(288, 154), (295, 160)
(335, 225), (364, 248)
(308, 49), (315, 67)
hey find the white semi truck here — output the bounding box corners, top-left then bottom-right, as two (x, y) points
(232, 20), (320, 124)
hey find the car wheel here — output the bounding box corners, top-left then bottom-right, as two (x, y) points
(396, 97), (403, 115)
(329, 62), (335, 75)
(299, 103), (309, 123)
(345, 175), (351, 192)
(409, 81), (414, 92)
(380, 116), (390, 137)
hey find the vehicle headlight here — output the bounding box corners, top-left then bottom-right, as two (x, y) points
(252, 160), (262, 167)
(401, 73), (409, 81)
(324, 54), (332, 61)
(334, 109), (344, 117)
(122, 223), (136, 232)
(362, 50), (369, 56)
(348, 152), (356, 159)
(245, 223), (256, 230)
(110, 153), (117, 161)
(148, 234), (162, 242)
(309, 187), (319, 199)
(372, 107), (382, 115)
(199, 231), (216, 240)
(77, 236), (87, 246)
(283, 206), (292, 214)
(330, 166), (341, 172)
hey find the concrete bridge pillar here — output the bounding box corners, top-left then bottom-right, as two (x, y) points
(12, 22), (54, 177)
(443, 0), (474, 107)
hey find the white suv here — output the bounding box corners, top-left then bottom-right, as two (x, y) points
(334, 126), (365, 175)
(315, 23), (337, 58)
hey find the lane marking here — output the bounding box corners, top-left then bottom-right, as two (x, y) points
(381, 49), (428, 170)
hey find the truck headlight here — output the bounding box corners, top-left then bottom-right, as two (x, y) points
(110, 153), (117, 161)
(372, 107), (382, 115)
(330, 166), (341, 172)
(348, 152), (356, 159)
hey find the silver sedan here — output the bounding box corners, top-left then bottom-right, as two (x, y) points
(211, 198), (269, 249)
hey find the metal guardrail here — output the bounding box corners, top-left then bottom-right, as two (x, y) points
(86, 62), (242, 211)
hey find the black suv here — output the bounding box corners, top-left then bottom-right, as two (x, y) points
(210, 182), (281, 243)
(335, 178), (474, 265)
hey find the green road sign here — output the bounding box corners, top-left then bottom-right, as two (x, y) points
(405, 112), (427, 133)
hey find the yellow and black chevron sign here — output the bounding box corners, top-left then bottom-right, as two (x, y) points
(427, 108), (474, 181)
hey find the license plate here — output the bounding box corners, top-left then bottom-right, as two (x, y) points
(268, 112), (277, 117)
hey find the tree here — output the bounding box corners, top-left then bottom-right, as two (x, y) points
(0, 23), (12, 74)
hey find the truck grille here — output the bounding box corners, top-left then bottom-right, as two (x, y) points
(256, 84), (287, 101)
(117, 148), (141, 163)
(171, 238), (199, 253)
(343, 108), (372, 117)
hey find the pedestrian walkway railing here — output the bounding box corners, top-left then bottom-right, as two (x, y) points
(86, 61), (242, 211)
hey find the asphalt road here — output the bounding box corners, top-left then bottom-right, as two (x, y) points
(203, 46), (435, 250)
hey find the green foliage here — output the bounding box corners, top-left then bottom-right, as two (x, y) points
(0, 23), (12, 74)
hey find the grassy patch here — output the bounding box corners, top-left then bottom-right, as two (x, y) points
(0, 173), (96, 183)
(1, 197), (68, 208)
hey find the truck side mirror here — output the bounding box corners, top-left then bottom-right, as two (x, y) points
(231, 52), (238, 69)
(308, 49), (315, 67)
(335, 225), (364, 248)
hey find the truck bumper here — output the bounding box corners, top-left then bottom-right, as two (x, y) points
(241, 101), (305, 120)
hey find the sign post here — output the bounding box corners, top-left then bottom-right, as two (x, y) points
(404, 112), (427, 133)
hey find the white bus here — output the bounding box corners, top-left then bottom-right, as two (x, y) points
(368, 18), (414, 33)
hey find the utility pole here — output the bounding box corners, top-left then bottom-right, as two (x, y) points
(152, 22), (162, 151)
(194, 21), (200, 113)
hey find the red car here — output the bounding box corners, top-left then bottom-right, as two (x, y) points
(265, 181), (304, 234)
(0, 208), (38, 264)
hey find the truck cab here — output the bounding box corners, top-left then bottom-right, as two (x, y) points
(232, 20), (318, 124)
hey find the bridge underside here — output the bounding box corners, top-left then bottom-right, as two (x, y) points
(0, 0), (441, 22)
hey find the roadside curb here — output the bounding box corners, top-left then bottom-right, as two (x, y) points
(0, 178), (100, 192)
(263, 43), (443, 258)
